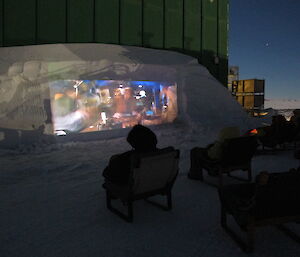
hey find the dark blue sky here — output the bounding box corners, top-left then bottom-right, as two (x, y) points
(229, 0), (300, 99)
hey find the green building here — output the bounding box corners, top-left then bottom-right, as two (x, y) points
(0, 0), (228, 85)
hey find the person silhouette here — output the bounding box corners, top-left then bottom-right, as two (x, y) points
(188, 126), (240, 179)
(102, 124), (158, 185)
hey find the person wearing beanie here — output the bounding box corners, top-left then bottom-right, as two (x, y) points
(102, 125), (158, 185)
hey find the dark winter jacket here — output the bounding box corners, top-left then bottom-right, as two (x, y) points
(103, 125), (158, 185)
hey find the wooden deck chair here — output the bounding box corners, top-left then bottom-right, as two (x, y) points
(219, 170), (300, 252)
(103, 147), (180, 222)
(199, 136), (258, 188)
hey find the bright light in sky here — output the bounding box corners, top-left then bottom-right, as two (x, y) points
(229, 0), (300, 100)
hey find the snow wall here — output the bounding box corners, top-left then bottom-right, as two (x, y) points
(0, 43), (251, 148)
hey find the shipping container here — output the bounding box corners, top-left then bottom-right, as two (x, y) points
(254, 95), (264, 108)
(243, 95), (264, 109)
(237, 96), (243, 106)
(234, 79), (265, 94)
(243, 79), (264, 93)
(232, 79), (265, 111)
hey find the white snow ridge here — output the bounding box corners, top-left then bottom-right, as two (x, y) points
(265, 98), (300, 110)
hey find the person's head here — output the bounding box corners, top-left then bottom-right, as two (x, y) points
(127, 124), (157, 152)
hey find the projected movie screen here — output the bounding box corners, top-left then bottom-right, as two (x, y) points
(49, 80), (177, 135)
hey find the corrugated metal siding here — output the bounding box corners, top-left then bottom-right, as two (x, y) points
(37, 0), (67, 43)
(184, 0), (201, 53)
(143, 0), (164, 48)
(67, 0), (94, 42)
(120, 0), (142, 46)
(4, 0), (36, 46)
(218, 0), (228, 86)
(202, 0), (218, 78)
(95, 0), (119, 44)
(0, 0), (3, 46)
(0, 0), (228, 85)
(218, 0), (228, 57)
(165, 0), (183, 49)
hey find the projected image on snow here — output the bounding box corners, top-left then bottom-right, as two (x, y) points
(49, 80), (177, 135)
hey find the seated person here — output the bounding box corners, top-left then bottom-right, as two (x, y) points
(188, 126), (240, 179)
(220, 168), (300, 228)
(290, 109), (300, 135)
(290, 109), (300, 125)
(103, 124), (158, 186)
(259, 115), (296, 147)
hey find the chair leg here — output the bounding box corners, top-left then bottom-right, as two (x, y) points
(221, 204), (227, 228)
(127, 201), (133, 222)
(105, 190), (133, 223)
(221, 215), (251, 252)
(106, 191), (112, 209)
(247, 167), (252, 182)
(218, 169), (223, 188)
(167, 191), (172, 210)
(189, 148), (204, 180)
(277, 224), (300, 244)
(246, 227), (255, 253)
(200, 169), (204, 181)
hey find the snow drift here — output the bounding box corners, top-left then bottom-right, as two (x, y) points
(265, 98), (300, 110)
(0, 43), (251, 148)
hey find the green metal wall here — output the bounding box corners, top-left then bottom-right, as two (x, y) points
(38, 0), (67, 43)
(0, 0), (228, 85)
(143, 0), (164, 48)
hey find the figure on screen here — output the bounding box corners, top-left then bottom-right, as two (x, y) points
(124, 87), (136, 114)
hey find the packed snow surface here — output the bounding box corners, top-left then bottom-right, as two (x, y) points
(0, 127), (299, 257)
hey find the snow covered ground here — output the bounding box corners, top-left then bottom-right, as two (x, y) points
(0, 44), (299, 256)
(1, 125), (300, 257)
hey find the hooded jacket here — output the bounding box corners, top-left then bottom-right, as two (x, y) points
(103, 125), (158, 185)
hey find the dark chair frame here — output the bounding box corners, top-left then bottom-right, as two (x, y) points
(104, 149), (180, 222)
(219, 178), (300, 253)
(221, 207), (300, 253)
(258, 123), (300, 151)
(196, 136), (258, 188)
